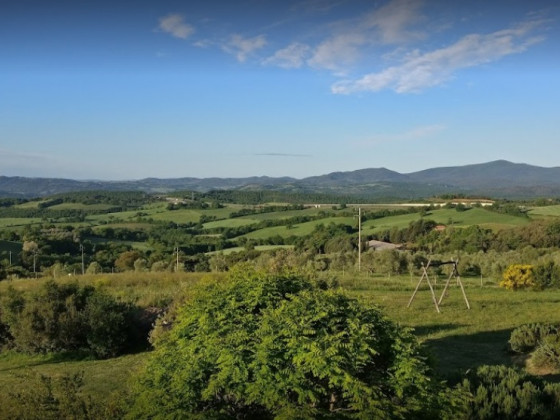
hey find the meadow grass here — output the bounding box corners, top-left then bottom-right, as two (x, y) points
(1, 270), (559, 412)
(340, 273), (560, 377)
(0, 351), (147, 417)
(528, 204), (560, 217)
(0, 271), (218, 308)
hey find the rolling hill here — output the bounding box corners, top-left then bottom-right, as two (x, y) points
(2, 160), (560, 199)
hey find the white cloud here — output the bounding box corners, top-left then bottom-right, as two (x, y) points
(332, 19), (545, 94)
(223, 34), (267, 62)
(263, 42), (311, 68)
(158, 14), (195, 40)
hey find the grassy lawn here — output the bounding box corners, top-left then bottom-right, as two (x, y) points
(340, 274), (560, 378)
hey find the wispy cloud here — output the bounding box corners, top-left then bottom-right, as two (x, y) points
(308, 33), (366, 72)
(363, 0), (425, 44)
(307, 0), (424, 71)
(223, 34), (267, 62)
(158, 14), (195, 40)
(332, 19), (545, 94)
(263, 42), (311, 68)
(357, 124), (446, 145)
(255, 153), (312, 158)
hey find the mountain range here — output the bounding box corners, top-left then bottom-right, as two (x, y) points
(2, 160), (560, 199)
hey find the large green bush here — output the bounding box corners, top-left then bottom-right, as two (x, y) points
(0, 281), (142, 358)
(128, 265), (460, 419)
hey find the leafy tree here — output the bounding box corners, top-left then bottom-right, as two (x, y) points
(128, 266), (458, 419)
(86, 261), (103, 274)
(114, 250), (143, 272)
(533, 260), (560, 290)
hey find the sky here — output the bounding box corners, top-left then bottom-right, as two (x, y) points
(1, 0), (559, 180)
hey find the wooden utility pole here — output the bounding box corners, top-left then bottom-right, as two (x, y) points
(175, 247), (180, 272)
(358, 207), (362, 272)
(80, 244), (85, 275)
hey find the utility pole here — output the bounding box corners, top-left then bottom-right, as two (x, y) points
(32, 251), (37, 278)
(80, 244), (85, 275)
(358, 207), (362, 272)
(175, 246), (180, 272)
(9, 251), (12, 266)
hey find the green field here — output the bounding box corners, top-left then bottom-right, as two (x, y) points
(206, 245), (295, 255)
(49, 202), (117, 211)
(0, 217), (42, 228)
(364, 207), (529, 233)
(241, 216), (356, 239)
(529, 204), (560, 217)
(203, 218), (259, 229)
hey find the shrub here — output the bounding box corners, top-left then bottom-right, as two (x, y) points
(128, 265), (459, 419)
(532, 333), (560, 371)
(458, 365), (560, 419)
(509, 324), (559, 353)
(509, 324), (560, 371)
(500, 264), (534, 290)
(2, 371), (104, 420)
(533, 260), (560, 290)
(0, 281), (145, 358)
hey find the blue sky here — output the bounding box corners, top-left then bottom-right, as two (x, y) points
(1, 0), (559, 180)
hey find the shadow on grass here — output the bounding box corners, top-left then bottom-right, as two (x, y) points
(412, 323), (463, 338)
(422, 328), (514, 379)
(0, 351), (96, 372)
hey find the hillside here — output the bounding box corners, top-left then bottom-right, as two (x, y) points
(2, 160), (560, 199)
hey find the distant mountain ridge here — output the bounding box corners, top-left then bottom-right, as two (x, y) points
(2, 160), (560, 199)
